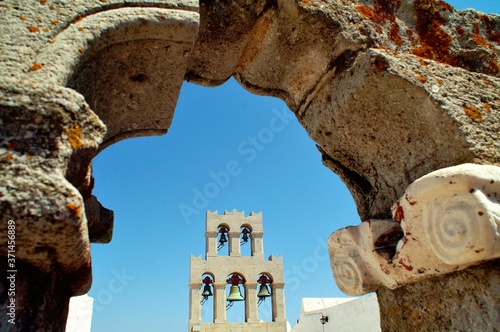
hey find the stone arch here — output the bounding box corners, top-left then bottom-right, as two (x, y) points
(200, 273), (215, 322)
(226, 272), (247, 322)
(185, 0), (499, 220)
(217, 224), (230, 255)
(0, 0), (499, 330)
(256, 272), (274, 322)
(240, 224), (253, 256)
(30, 7), (198, 151)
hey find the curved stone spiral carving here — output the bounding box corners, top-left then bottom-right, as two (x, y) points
(407, 164), (500, 267)
(424, 193), (497, 265)
(329, 219), (403, 295)
(331, 249), (365, 295)
(329, 164), (500, 296)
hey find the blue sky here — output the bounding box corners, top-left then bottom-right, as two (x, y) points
(88, 2), (499, 330)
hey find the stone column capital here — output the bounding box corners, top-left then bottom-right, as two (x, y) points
(205, 230), (218, 237)
(329, 164), (500, 296)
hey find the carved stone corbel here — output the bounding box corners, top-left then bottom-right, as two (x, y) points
(0, 81), (105, 329)
(329, 163), (500, 296)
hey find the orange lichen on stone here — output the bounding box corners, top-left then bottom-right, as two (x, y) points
(73, 15), (83, 24)
(27, 26), (40, 33)
(20, 15), (27, 21)
(479, 14), (500, 42)
(486, 29), (500, 43)
(66, 203), (82, 218)
(436, 79), (443, 85)
(412, 0), (455, 66)
(67, 124), (83, 149)
(472, 23), (480, 35)
(357, 4), (378, 22)
(78, 27), (85, 31)
(418, 58), (427, 66)
(160, 14), (167, 20)
(37, 0), (48, 3)
(489, 59), (500, 74)
(464, 105), (483, 122)
(470, 23), (488, 47)
(406, 28), (418, 42)
(6, 153), (13, 161)
(43, 27), (49, 32)
(29, 62), (43, 71)
(417, 75), (427, 83)
(472, 34), (487, 47)
(389, 22), (403, 45)
(357, 0), (403, 46)
(483, 103), (491, 112)
(373, 58), (389, 73)
(6, 141), (16, 149)
(51, 19), (59, 25)
(356, 0), (400, 24)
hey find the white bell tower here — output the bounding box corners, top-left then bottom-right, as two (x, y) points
(188, 210), (287, 332)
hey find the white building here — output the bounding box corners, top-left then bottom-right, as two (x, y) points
(291, 294), (380, 332)
(65, 294), (94, 332)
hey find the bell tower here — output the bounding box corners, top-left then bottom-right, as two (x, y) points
(188, 210), (287, 332)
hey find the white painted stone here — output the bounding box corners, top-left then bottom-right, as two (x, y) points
(65, 295), (94, 332)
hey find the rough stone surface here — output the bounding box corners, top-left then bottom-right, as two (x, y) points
(187, 0), (500, 220)
(377, 259), (500, 332)
(0, 258), (71, 331)
(307, 48), (499, 219)
(0, 2), (200, 330)
(0, 2), (199, 149)
(0, 82), (105, 294)
(85, 195), (114, 244)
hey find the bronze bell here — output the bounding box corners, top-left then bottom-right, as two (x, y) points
(201, 284), (213, 298)
(219, 233), (227, 244)
(257, 284), (271, 299)
(227, 285), (244, 302)
(242, 232), (249, 243)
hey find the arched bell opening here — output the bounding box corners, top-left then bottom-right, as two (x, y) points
(200, 273), (215, 323)
(217, 224), (230, 256)
(225, 273), (246, 322)
(257, 273), (273, 322)
(240, 224), (253, 256)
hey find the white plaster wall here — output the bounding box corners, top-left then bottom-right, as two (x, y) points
(291, 294), (380, 332)
(65, 294), (94, 332)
